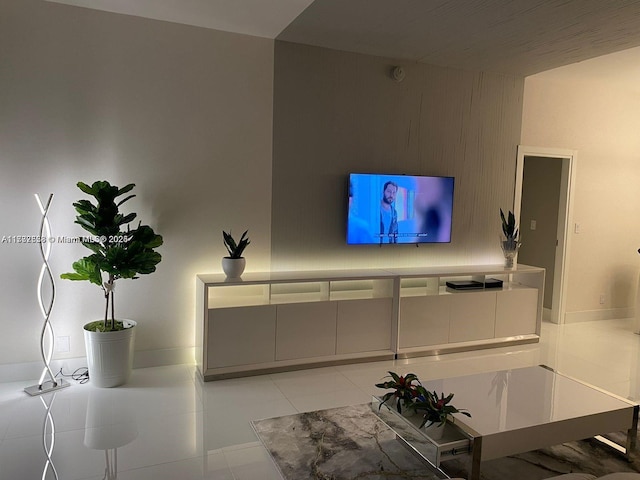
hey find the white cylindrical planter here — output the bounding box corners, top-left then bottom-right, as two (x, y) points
(222, 257), (246, 278)
(84, 320), (136, 388)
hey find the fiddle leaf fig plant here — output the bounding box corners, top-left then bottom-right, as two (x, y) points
(60, 181), (163, 332)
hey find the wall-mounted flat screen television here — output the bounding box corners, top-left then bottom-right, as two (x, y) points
(347, 173), (454, 245)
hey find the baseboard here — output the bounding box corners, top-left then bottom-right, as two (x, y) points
(133, 347), (196, 369)
(564, 307), (634, 324)
(0, 346), (195, 384)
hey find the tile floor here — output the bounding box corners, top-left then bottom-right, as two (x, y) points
(1, 318), (640, 479)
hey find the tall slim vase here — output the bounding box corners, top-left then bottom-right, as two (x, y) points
(501, 239), (521, 270)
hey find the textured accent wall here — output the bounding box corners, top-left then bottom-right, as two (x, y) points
(271, 41), (525, 271)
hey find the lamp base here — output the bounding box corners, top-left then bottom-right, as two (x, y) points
(24, 379), (70, 396)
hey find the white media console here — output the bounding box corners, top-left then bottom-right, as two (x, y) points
(196, 264), (544, 381)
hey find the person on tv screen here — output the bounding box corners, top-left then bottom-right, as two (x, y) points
(413, 176), (454, 243)
(380, 181), (398, 244)
(348, 181), (374, 244)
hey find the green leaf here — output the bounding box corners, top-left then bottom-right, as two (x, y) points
(80, 240), (103, 254)
(60, 257), (102, 286)
(404, 373), (419, 384)
(116, 212), (137, 226)
(223, 229), (250, 259)
(76, 181), (93, 195)
(500, 208), (519, 239)
(117, 184), (135, 196)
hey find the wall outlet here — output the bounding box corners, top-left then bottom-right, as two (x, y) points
(55, 336), (70, 353)
(530, 219), (537, 230)
(599, 294), (606, 305)
(574, 223), (581, 234)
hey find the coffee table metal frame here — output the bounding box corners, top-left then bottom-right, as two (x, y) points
(372, 365), (639, 480)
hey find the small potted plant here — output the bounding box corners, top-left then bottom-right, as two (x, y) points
(500, 208), (521, 269)
(61, 181), (163, 387)
(375, 371), (421, 414)
(413, 388), (471, 439)
(222, 229), (250, 278)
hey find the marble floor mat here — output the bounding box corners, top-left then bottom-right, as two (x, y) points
(252, 404), (640, 480)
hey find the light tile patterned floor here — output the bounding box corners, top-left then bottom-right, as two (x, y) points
(1, 318), (639, 479)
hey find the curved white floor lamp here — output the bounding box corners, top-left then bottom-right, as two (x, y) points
(40, 392), (60, 479)
(25, 194), (70, 396)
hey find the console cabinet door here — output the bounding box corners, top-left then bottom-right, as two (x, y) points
(208, 305), (276, 368)
(495, 288), (538, 337)
(276, 302), (337, 360)
(449, 292), (496, 342)
(336, 298), (393, 354)
(399, 295), (450, 348)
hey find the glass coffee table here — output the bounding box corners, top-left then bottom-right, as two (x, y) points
(372, 365), (638, 480)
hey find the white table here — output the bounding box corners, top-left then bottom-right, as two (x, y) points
(374, 365), (638, 480)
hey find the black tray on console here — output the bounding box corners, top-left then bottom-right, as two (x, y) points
(446, 278), (504, 290)
(445, 280), (484, 290)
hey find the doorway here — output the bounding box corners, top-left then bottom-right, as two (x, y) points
(514, 146), (577, 324)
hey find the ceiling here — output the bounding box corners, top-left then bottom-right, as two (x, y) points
(46, 0), (640, 78)
(45, 0), (315, 39)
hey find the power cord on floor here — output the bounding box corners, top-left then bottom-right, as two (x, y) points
(55, 367), (89, 384)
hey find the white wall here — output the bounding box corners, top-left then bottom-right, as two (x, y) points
(0, 0), (274, 369)
(522, 66), (640, 320)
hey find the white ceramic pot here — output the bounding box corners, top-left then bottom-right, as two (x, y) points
(222, 257), (246, 278)
(84, 320), (136, 388)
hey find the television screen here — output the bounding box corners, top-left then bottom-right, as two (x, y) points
(347, 173), (454, 245)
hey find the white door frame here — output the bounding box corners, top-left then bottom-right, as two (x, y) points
(514, 145), (577, 324)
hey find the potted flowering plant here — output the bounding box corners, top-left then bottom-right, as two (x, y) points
(413, 388), (471, 429)
(375, 371), (421, 414)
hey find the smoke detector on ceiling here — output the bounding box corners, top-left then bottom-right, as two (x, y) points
(391, 66), (406, 82)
